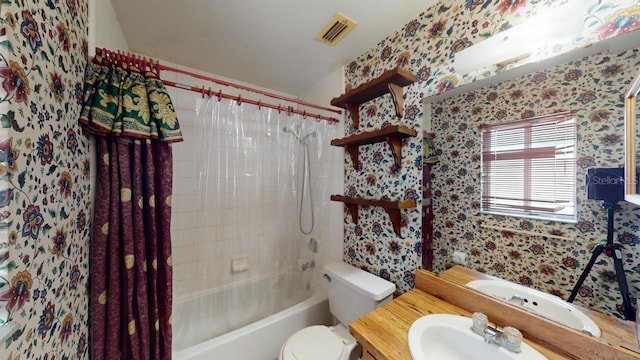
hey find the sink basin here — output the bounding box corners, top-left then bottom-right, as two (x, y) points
(467, 280), (601, 337)
(408, 314), (547, 360)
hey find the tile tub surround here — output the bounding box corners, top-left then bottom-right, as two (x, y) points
(169, 86), (342, 296)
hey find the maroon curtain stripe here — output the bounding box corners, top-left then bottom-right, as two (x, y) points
(107, 139), (123, 359)
(115, 141), (133, 359)
(154, 142), (174, 360)
(142, 142), (162, 359)
(90, 138), (110, 360)
(131, 141), (151, 360)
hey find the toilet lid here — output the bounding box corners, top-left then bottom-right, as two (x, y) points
(281, 325), (348, 360)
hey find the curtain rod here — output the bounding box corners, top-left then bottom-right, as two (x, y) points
(164, 80), (339, 123)
(94, 47), (341, 123)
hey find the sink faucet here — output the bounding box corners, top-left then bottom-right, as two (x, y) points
(471, 312), (522, 353)
(508, 294), (526, 306)
(482, 326), (499, 343)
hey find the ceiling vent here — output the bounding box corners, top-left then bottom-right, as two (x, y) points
(316, 12), (357, 46)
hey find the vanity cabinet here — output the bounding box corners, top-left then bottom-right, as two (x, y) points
(330, 67), (417, 237)
(362, 350), (379, 360)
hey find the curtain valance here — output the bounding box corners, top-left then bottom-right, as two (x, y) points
(79, 56), (183, 142)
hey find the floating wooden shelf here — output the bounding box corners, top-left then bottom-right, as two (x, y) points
(330, 195), (416, 236)
(330, 125), (417, 170)
(330, 67), (416, 129)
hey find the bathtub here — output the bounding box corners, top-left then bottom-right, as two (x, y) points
(172, 273), (332, 360)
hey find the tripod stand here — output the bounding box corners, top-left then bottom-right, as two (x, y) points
(567, 201), (635, 321)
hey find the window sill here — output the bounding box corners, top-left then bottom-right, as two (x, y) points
(0, 323), (16, 344)
(480, 210), (577, 224)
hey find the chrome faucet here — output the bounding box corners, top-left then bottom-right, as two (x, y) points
(471, 312), (522, 353)
(508, 294), (526, 306)
(482, 326), (499, 343)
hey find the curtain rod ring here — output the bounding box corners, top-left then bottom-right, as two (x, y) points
(217, 90), (222, 102)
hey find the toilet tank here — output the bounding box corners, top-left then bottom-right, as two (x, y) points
(323, 262), (396, 326)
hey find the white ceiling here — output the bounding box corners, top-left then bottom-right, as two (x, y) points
(110, 0), (437, 95)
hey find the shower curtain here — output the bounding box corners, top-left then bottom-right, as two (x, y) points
(170, 90), (338, 350)
(79, 58), (182, 360)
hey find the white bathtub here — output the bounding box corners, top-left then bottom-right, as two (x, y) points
(173, 274), (331, 360)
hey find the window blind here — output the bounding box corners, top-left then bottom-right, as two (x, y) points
(481, 112), (576, 222)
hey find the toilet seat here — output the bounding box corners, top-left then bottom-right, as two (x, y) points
(280, 325), (355, 360)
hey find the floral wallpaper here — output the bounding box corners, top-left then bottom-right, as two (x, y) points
(343, 0), (640, 316)
(0, 0), (91, 359)
(341, 130), (423, 293)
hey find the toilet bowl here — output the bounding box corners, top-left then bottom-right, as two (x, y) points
(279, 262), (395, 360)
(279, 324), (357, 360)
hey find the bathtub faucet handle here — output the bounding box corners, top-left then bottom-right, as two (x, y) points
(323, 273), (331, 283)
(309, 238), (318, 253)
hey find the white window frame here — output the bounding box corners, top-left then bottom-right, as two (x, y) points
(480, 112), (577, 223)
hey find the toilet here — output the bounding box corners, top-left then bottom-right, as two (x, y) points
(279, 262), (396, 360)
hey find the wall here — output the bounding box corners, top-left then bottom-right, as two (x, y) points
(343, 0), (640, 315)
(88, 0), (128, 52)
(1, 1), (92, 359)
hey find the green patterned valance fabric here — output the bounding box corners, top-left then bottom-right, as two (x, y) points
(79, 58), (183, 143)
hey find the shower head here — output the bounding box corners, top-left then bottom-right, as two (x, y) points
(300, 131), (316, 144)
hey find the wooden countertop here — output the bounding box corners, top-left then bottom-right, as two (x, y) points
(349, 267), (640, 360)
(350, 288), (563, 359)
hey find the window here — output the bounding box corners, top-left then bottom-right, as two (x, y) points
(481, 112), (576, 222)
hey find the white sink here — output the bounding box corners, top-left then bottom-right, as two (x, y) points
(467, 280), (601, 337)
(408, 314), (547, 360)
